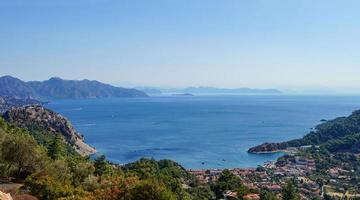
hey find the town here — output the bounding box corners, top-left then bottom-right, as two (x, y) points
(188, 146), (360, 200)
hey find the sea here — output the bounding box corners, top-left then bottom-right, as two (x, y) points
(46, 95), (360, 169)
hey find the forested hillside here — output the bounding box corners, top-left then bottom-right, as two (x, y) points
(0, 117), (220, 200)
(249, 110), (360, 153)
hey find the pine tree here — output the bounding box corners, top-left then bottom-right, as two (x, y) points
(94, 155), (108, 177)
(48, 135), (64, 160)
(281, 180), (300, 200)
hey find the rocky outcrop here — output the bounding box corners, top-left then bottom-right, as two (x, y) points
(0, 190), (13, 200)
(0, 96), (43, 114)
(248, 142), (284, 153)
(3, 105), (96, 156)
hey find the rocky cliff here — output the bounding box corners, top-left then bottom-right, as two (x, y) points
(0, 96), (43, 114)
(3, 105), (96, 156)
(0, 191), (12, 200)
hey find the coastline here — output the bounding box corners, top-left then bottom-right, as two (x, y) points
(45, 96), (360, 169)
(247, 150), (285, 154)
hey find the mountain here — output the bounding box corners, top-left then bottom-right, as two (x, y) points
(146, 86), (282, 95)
(2, 105), (96, 156)
(249, 110), (360, 153)
(0, 76), (37, 99)
(172, 93), (194, 97)
(182, 87), (281, 94)
(0, 76), (148, 100)
(135, 87), (163, 95)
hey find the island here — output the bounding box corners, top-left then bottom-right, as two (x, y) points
(172, 93), (195, 97)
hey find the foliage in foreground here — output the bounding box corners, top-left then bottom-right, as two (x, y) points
(0, 117), (209, 199)
(0, 117), (305, 199)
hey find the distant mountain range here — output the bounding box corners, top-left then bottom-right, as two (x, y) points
(0, 76), (148, 100)
(136, 86), (281, 95)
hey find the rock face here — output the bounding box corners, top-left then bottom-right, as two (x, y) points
(3, 105), (96, 156)
(0, 75), (148, 100)
(0, 190), (13, 200)
(248, 142), (284, 153)
(0, 96), (43, 114)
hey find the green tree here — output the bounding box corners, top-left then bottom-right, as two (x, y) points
(260, 191), (278, 200)
(281, 181), (300, 200)
(211, 169), (243, 198)
(189, 185), (215, 200)
(236, 184), (250, 199)
(48, 135), (65, 159)
(94, 155), (109, 177)
(128, 179), (176, 200)
(25, 159), (75, 200)
(0, 130), (46, 178)
(66, 156), (95, 186)
(124, 158), (160, 179)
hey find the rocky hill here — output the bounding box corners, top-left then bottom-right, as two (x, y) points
(0, 96), (43, 114)
(2, 105), (96, 156)
(0, 76), (148, 100)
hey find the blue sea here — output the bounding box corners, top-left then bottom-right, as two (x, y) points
(46, 95), (360, 169)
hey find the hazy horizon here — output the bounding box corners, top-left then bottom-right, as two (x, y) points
(1, 0), (360, 93)
(2, 74), (359, 95)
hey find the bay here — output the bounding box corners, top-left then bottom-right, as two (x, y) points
(46, 95), (360, 169)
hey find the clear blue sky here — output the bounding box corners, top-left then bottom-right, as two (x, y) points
(1, 0), (360, 91)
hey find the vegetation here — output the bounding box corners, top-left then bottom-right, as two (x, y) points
(3, 107), (360, 199)
(281, 181), (300, 200)
(250, 110), (360, 154)
(0, 117), (212, 199)
(0, 115), (305, 200)
(260, 191), (279, 200)
(279, 110), (360, 150)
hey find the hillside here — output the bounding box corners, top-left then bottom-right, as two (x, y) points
(0, 76), (36, 99)
(0, 76), (148, 100)
(2, 105), (96, 156)
(0, 116), (210, 200)
(249, 110), (360, 153)
(0, 96), (43, 114)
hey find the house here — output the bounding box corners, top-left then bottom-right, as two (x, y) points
(295, 156), (316, 169)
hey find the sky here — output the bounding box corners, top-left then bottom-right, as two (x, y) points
(0, 0), (360, 91)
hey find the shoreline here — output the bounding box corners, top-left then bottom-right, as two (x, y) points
(248, 149), (289, 154)
(90, 148), (288, 171)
